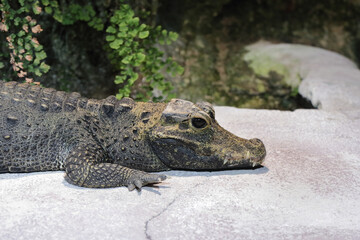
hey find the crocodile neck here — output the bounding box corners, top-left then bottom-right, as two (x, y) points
(97, 101), (171, 172)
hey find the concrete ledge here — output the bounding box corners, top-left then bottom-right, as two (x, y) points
(1, 107), (360, 239)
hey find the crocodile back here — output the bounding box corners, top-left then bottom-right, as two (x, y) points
(0, 81), (97, 172)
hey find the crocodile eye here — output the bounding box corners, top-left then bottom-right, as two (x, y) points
(191, 118), (207, 129)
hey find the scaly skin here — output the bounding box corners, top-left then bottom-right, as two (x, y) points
(0, 80), (266, 190)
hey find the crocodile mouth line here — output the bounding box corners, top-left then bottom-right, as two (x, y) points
(223, 151), (266, 167)
(252, 153), (266, 167)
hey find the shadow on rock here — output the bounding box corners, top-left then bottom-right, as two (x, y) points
(165, 165), (269, 177)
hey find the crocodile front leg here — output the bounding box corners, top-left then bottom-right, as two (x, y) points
(64, 143), (166, 190)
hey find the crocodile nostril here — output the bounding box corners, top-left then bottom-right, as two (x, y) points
(249, 138), (263, 145)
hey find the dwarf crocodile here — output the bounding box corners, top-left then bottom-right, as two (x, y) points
(0, 80), (266, 190)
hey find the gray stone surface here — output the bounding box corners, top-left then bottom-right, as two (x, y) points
(1, 107), (360, 240)
(245, 41), (360, 111)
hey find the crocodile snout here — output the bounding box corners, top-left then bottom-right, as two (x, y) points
(248, 138), (266, 167)
(221, 137), (266, 168)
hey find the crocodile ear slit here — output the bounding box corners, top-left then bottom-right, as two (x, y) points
(196, 101), (215, 119)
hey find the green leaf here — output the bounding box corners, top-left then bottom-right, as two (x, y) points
(110, 15), (119, 24)
(129, 72), (138, 84)
(128, 17), (139, 26)
(138, 30), (149, 39)
(18, 30), (26, 37)
(117, 32), (126, 38)
(41, 0), (50, 6)
(34, 68), (42, 76)
(14, 17), (21, 26)
(94, 23), (104, 31)
(177, 65), (184, 75)
(157, 82), (166, 91)
(84, 5), (96, 18)
(89, 18), (103, 31)
(24, 35), (32, 42)
(117, 85), (131, 98)
(129, 29), (138, 37)
(115, 75), (126, 84)
(16, 6), (27, 14)
(29, 19), (37, 27)
(35, 50), (47, 60)
(33, 58), (40, 65)
(27, 65), (34, 72)
(116, 93), (124, 99)
(24, 43), (31, 50)
(50, 0), (59, 7)
(109, 39), (123, 49)
(153, 73), (163, 81)
(106, 26), (117, 33)
(168, 93), (176, 99)
(169, 32), (178, 41)
(17, 38), (24, 46)
(121, 55), (132, 64)
(290, 87), (299, 97)
(53, 10), (63, 22)
(106, 35), (115, 42)
(118, 47), (129, 56)
(120, 4), (131, 13)
(34, 45), (44, 51)
(123, 39), (132, 46)
(136, 53), (146, 63)
(45, 6), (52, 14)
(109, 41), (119, 49)
(135, 92), (145, 100)
(33, 2), (42, 15)
(39, 62), (50, 73)
(138, 24), (146, 31)
(118, 23), (128, 32)
(0, 62), (4, 69)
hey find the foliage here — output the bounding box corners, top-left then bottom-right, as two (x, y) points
(0, 0), (183, 101)
(105, 4), (183, 100)
(0, 0), (49, 83)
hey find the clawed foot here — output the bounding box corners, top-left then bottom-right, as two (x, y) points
(126, 172), (167, 191)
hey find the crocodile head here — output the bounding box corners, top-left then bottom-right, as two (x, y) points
(149, 99), (266, 170)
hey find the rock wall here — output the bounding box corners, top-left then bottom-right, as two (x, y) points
(158, 0), (360, 109)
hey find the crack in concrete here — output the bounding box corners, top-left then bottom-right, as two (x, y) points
(144, 181), (206, 240)
(144, 197), (177, 240)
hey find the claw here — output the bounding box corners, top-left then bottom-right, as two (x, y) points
(159, 175), (167, 181)
(134, 179), (142, 189)
(127, 183), (136, 191)
(126, 173), (167, 191)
